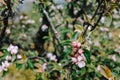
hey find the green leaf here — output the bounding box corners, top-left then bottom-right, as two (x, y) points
(11, 55), (16, 62)
(2, 71), (7, 77)
(28, 59), (34, 69)
(83, 48), (91, 63)
(79, 67), (86, 76)
(74, 25), (83, 33)
(60, 29), (72, 34)
(60, 40), (71, 46)
(72, 32), (78, 41)
(1, 46), (8, 50)
(104, 14), (112, 27)
(77, 35), (83, 42)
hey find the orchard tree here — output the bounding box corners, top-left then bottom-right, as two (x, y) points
(0, 0), (120, 80)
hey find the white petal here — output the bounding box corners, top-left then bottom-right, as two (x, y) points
(77, 61), (86, 68)
(3, 67), (8, 71)
(4, 61), (10, 67)
(81, 54), (86, 60)
(17, 54), (22, 59)
(47, 53), (53, 58)
(5, 55), (12, 60)
(72, 57), (77, 63)
(77, 55), (83, 61)
(50, 55), (56, 61)
(42, 63), (47, 71)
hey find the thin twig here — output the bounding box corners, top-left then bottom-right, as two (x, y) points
(91, 0), (104, 20)
(81, 0), (104, 43)
(43, 9), (61, 44)
(90, 10), (103, 31)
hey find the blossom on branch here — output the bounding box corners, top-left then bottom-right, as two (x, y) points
(7, 44), (18, 54)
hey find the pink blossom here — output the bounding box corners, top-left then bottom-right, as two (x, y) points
(2, 61), (10, 71)
(77, 55), (83, 62)
(17, 54), (22, 59)
(78, 49), (83, 54)
(81, 54), (86, 60)
(50, 55), (57, 62)
(74, 53), (79, 58)
(47, 53), (57, 62)
(42, 63), (47, 71)
(72, 41), (77, 47)
(5, 29), (11, 34)
(77, 61), (86, 68)
(72, 54), (86, 68)
(5, 55), (12, 61)
(77, 43), (81, 48)
(47, 53), (53, 58)
(7, 44), (18, 54)
(72, 57), (77, 63)
(41, 24), (48, 31)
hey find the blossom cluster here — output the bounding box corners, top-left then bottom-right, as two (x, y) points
(0, 61), (10, 72)
(0, 44), (22, 72)
(47, 53), (57, 62)
(71, 41), (86, 68)
(7, 44), (18, 54)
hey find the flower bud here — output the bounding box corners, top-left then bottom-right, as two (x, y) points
(77, 43), (81, 48)
(78, 49), (83, 54)
(72, 41), (77, 47)
(74, 53), (79, 58)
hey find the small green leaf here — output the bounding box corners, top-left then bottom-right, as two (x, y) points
(28, 59), (34, 69)
(83, 48), (91, 63)
(72, 32), (78, 41)
(11, 55), (16, 62)
(2, 71), (7, 77)
(60, 40), (71, 46)
(79, 67), (86, 76)
(74, 25), (83, 33)
(104, 14), (112, 27)
(77, 35), (83, 42)
(1, 46), (8, 50)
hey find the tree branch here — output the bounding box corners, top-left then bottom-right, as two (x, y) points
(0, 0), (13, 47)
(43, 9), (61, 44)
(81, 0), (104, 43)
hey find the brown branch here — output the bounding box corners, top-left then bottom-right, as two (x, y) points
(91, 0), (104, 20)
(43, 9), (61, 44)
(0, 0), (12, 46)
(90, 10), (103, 31)
(81, 0), (104, 43)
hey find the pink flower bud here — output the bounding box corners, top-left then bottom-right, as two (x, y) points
(74, 53), (79, 58)
(78, 49), (83, 54)
(77, 43), (81, 48)
(72, 41), (77, 47)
